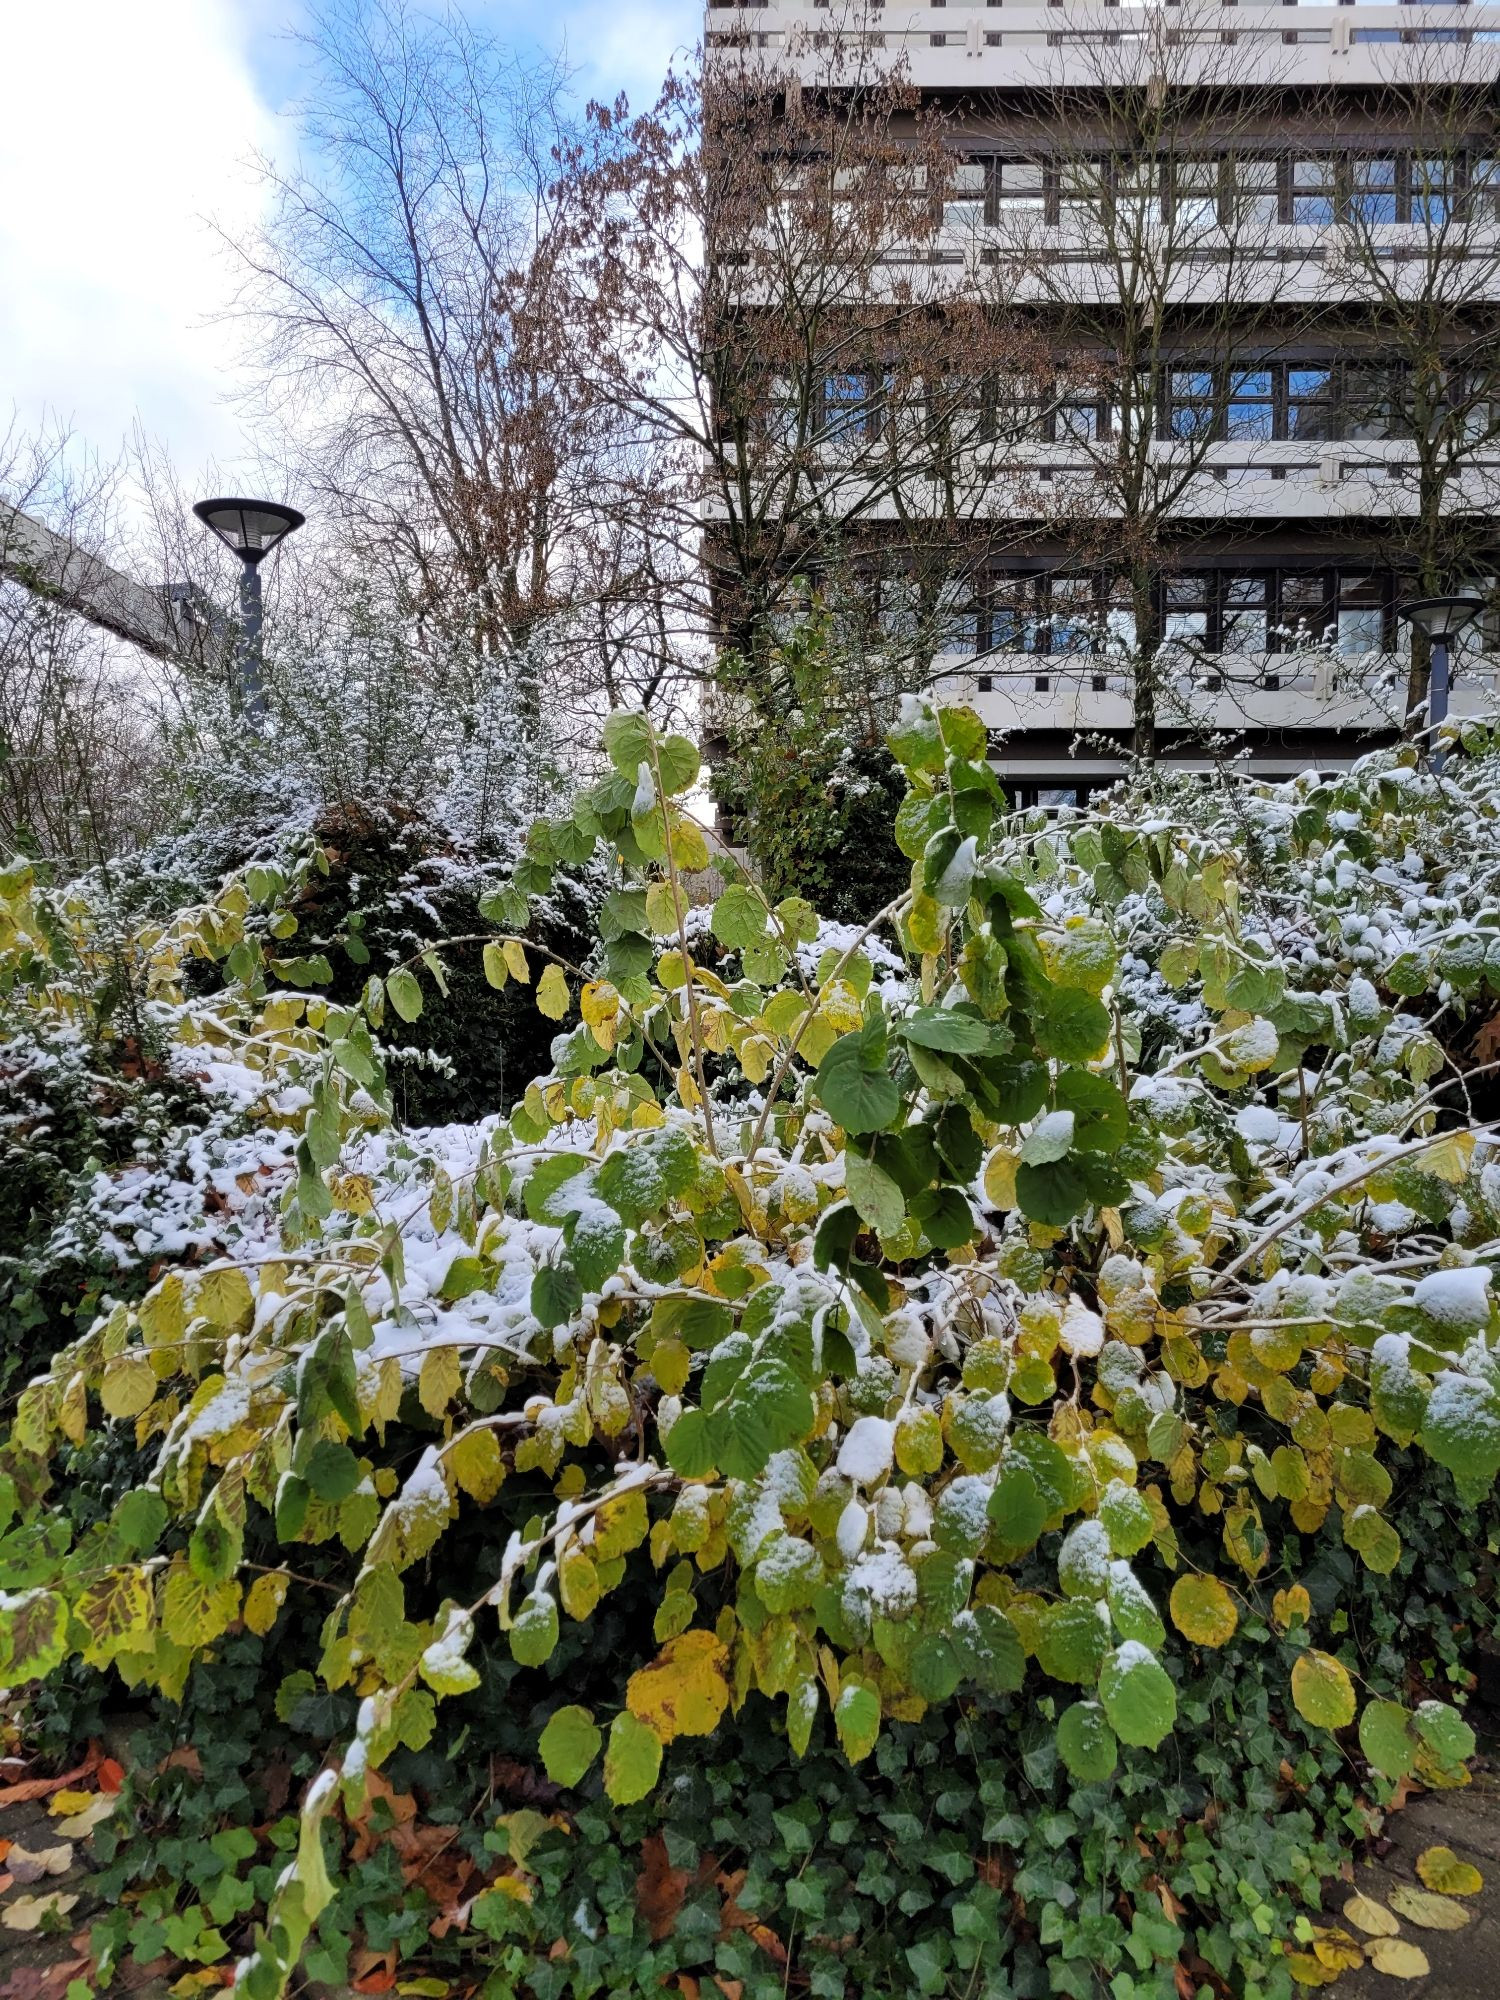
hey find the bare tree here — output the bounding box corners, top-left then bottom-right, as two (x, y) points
(982, 8), (1323, 759)
(562, 29), (1050, 722)
(0, 420), (170, 868)
(1311, 46), (1500, 728)
(219, 0), (619, 714)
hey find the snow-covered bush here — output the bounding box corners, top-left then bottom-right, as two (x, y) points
(3, 703), (1500, 1995)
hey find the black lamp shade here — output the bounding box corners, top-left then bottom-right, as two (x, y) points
(1397, 595), (1485, 641)
(193, 497), (305, 565)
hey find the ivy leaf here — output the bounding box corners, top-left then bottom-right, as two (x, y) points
(539, 1705), (602, 1788)
(816, 1034), (900, 1136)
(1057, 1700), (1118, 1783)
(603, 1710), (661, 1804)
(1098, 1643), (1177, 1748)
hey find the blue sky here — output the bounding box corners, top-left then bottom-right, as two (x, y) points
(0, 0), (699, 509)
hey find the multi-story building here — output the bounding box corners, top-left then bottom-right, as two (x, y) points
(703, 0), (1500, 807)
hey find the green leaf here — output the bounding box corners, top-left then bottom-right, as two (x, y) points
(510, 1590), (560, 1668)
(844, 1148), (905, 1237)
(834, 1680), (881, 1762)
(1359, 1699), (1417, 1779)
(988, 1466), (1047, 1552)
(539, 1705), (603, 1787)
(1098, 1644), (1177, 1748)
(1412, 1700), (1476, 1769)
(1057, 1701), (1118, 1783)
(718, 1359), (815, 1480)
(1055, 1068), (1129, 1153)
(656, 735), (700, 795)
(899, 1007), (990, 1054)
(604, 1710), (661, 1804)
(816, 1034), (901, 1136)
(953, 1605), (1025, 1694)
(1015, 1158), (1090, 1226)
(711, 884), (767, 949)
(532, 1263), (583, 1329)
(386, 967), (423, 1023)
(1098, 1481), (1155, 1559)
(1420, 1370), (1500, 1505)
(1033, 988), (1112, 1063)
(603, 710), (654, 777)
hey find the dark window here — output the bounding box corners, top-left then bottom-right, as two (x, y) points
(1163, 574), (1211, 647)
(1278, 572), (1330, 647)
(821, 371), (875, 441)
(1342, 365), (1398, 441)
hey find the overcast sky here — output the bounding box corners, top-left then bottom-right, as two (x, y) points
(0, 0), (697, 508)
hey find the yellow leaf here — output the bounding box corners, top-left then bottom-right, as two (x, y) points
(482, 941), (509, 989)
(1365, 1939), (1430, 1980)
(1272, 1584), (1312, 1633)
(329, 1173), (374, 1215)
(1290, 1649), (1356, 1731)
(982, 1147), (1019, 1211)
(1387, 1883), (1471, 1930)
(1169, 1573), (1238, 1648)
(244, 1570), (290, 1636)
(580, 980), (619, 1054)
(447, 1427), (505, 1502)
(626, 1628), (730, 1743)
(1, 1892), (79, 1932)
(419, 1346), (462, 1421)
(46, 1790), (97, 1818)
(1311, 1928), (1362, 1973)
(1285, 1952), (1335, 1987)
(502, 939), (531, 984)
(194, 1265), (254, 1333)
(1416, 1845), (1483, 1896)
(537, 963), (570, 1020)
(1342, 1892), (1399, 1938)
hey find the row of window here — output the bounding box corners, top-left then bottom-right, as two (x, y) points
(909, 568), (1470, 656)
(939, 152), (1500, 231)
(807, 360), (1496, 447)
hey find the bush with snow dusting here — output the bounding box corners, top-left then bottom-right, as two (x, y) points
(3, 702), (1500, 1993)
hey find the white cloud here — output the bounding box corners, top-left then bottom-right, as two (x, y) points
(0, 0), (282, 484)
(554, 0), (699, 110)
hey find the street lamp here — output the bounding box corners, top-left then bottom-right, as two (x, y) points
(193, 497), (305, 725)
(1397, 593), (1484, 770)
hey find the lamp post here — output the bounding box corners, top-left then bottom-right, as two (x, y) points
(1396, 593), (1484, 771)
(192, 498), (305, 726)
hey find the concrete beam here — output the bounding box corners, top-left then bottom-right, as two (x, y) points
(0, 501), (227, 668)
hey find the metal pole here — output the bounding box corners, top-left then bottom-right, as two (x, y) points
(238, 559), (267, 728)
(1430, 632), (1449, 774)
